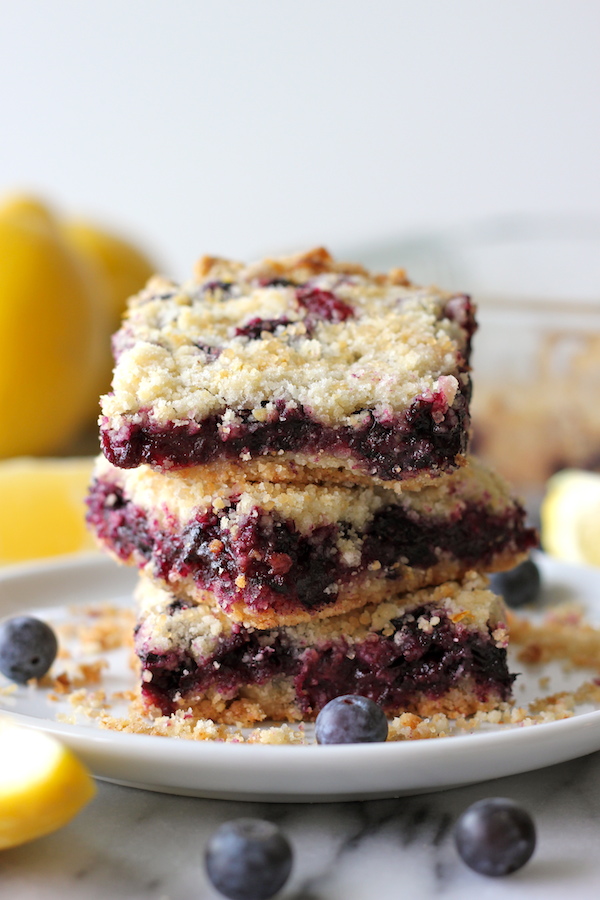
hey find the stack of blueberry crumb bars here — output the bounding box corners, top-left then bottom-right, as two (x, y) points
(86, 247), (537, 726)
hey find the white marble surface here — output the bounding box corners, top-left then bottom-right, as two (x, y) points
(3, 749), (600, 899)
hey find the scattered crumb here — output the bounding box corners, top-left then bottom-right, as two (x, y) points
(388, 712), (451, 740)
(59, 605), (135, 654)
(46, 660), (109, 699)
(7, 597), (600, 744)
(247, 725), (308, 745)
(508, 605), (600, 670)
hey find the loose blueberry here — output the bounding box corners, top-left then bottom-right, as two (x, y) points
(489, 558), (541, 608)
(315, 694), (388, 744)
(205, 818), (293, 900)
(454, 797), (536, 877)
(0, 616), (58, 683)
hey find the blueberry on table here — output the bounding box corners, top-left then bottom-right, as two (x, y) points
(0, 616), (58, 683)
(454, 797), (536, 877)
(205, 818), (293, 900)
(489, 557), (541, 608)
(315, 694), (389, 744)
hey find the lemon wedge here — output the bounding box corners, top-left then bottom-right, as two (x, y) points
(0, 719), (95, 848)
(0, 457), (96, 564)
(541, 469), (600, 566)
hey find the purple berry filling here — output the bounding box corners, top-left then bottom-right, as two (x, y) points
(258, 277), (294, 288)
(296, 285), (355, 322)
(234, 317), (297, 339)
(138, 604), (514, 717)
(443, 294), (477, 355)
(194, 342), (222, 362)
(201, 280), (236, 297)
(100, 387), (470, 475)
(86, 479), (536, 618)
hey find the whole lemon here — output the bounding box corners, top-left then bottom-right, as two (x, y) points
(64, 220), (157, 334)
(0, 207), (109, 458)
(0, 194), (57, 227)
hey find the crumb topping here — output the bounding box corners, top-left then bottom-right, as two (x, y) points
(91, 453), (521, 539)
(134, 573), (505, 664)
(102, 248), (473, 429)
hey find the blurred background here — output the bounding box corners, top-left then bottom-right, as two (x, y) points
(1, 1), (599, 563)
(3, 2), (600, 275)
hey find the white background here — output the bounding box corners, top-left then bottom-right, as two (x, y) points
(1, 2), (599, 281)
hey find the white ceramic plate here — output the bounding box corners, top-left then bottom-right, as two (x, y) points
(1, 552), (600, 803)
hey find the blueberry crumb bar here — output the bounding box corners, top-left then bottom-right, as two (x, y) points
(85, 244), (531, 731)
(100, 247), (476, 489)
(134, 573), (514, 724)
(87, 455), (537, 628)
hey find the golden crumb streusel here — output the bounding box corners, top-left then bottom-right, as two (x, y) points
(103, 247), (472, 431)
(92, 454), (523, 539)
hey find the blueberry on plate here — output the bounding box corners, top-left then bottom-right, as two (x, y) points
(205, 818), (293, 900)
(454, 797), (536, 876)
(489, 557), (541, 608)
(0, 616), (58, 683)
(315, 694), (389, 745)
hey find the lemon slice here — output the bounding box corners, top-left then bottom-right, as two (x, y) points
(0, 719), (95, 848)
(0, 457), (96, 564)
(541, 469), (600, 566)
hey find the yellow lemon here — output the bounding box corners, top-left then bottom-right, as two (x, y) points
(0, 208), (109, 458)
(64, 219), (157, 333)
(0, 719), (95, 849)
(541, 469), (600, 567)
(0, 193), (57, 228)
(0, 457), (96, 564)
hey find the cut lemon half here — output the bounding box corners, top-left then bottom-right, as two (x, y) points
(541, 469), (600, 567)
(0, 719), (95, 848)
(0, 457), (96, 564)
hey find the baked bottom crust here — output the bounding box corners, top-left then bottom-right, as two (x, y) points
(101, 247), (476, 485)
(140, 680), (509, 728)
(134, 574), (514, 724)
(87, 456), (536, 628)
(102, 451), (469, 495)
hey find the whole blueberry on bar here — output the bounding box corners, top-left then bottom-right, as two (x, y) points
(454, 797), (536, 876)
(0, 615), (58, 683)
(315, 694), (389, 744)
(489, 557), (541, 608)
(205, 818), (293, 900)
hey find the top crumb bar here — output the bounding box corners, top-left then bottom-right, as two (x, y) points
(100, 247), (476, 488)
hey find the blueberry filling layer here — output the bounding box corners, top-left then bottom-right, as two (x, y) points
(86, 479), (536, 617)
(100, 388), (470, 474)
(295, 285), (355, 323)
(138, 604), (514, 717)
(234, 317), (297, 339)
